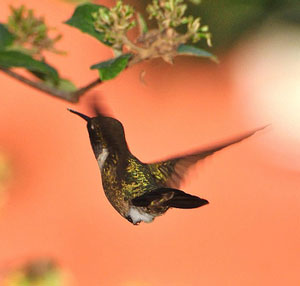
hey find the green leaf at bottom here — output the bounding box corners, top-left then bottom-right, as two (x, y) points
(45, 78), (77, 92)
(91, 54), (132, 81)
(0, 50), (59, 83)
(177, 44), (218, 63)
(0, 23), (15, 50)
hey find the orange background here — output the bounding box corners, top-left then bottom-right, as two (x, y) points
(0, 0), (300, 285)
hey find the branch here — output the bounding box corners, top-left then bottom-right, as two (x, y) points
(0, 68), (102, 103)
(73, 77), (101, 98)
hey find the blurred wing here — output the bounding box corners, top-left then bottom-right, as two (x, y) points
(148, 126), (267, 188)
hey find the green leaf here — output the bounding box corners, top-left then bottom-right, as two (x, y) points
(0, 50), (59, 83)
(177, 44), (218, 63)
(188, 0), (202, 4)
(29, 70), (76, 91)
(28, 70), (50, 81)
(65, 3), (111, 45)
(0, 23), (15, 50)
(90, 54), (132, 81)
(137, 13), (148, 35)
(56, 78), (77, 92)
(16, 269), (62, 286)
(47, 78), (77, 92)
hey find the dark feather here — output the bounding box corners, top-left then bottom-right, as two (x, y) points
(132, 188), (209, 209)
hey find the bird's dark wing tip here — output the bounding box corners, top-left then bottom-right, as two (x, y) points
(166, 192), (209, 209)
(132, 188), (209, 209)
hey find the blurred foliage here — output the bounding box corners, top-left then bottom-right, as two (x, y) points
(3, 259), (65, 286)
(186, 0), (300, 51)
(2, 0), (299, 86)
(66, 0), (215, 81)
(1, 0), (216, 91)
(132, 0), (300, 52)
(91, 0), (212, 54)
(7, 5), (64, 59)
(0, 6), (76, 92)
(0, 151), (11, 208)
(7, 0), (298, 98)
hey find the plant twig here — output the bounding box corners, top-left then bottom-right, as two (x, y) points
(0, 67), (102, 102)
(73, 77), (102, 99)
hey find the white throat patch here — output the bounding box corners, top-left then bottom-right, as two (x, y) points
(97, 148), (109, 170)
(128, 207), (154, 224)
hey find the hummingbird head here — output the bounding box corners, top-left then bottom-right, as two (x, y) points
(68, 108), (128, 158)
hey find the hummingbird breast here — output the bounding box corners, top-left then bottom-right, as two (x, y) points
(99, 153), (167, 223)
(100, 152), (131, 217)
(96, 148), (109, 170)
(127, 207), (155, 224)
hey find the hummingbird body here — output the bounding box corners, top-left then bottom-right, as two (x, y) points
(69, 108), (266, 225)
(100, 151), (161, 223)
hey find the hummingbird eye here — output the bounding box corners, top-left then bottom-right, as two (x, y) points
(90, 124), (95, 130)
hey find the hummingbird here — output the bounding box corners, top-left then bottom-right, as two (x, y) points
(68, 107), (266, 225)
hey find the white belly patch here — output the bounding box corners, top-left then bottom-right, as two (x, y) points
(97, 148), (109, 170)
(128, 207), (154, 224)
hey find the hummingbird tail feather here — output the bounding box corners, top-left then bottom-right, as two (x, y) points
(165, 190), (209, 209)
(132, 188), (209, 209)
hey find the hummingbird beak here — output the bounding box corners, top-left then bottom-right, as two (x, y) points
(68, 108), (91, 122)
